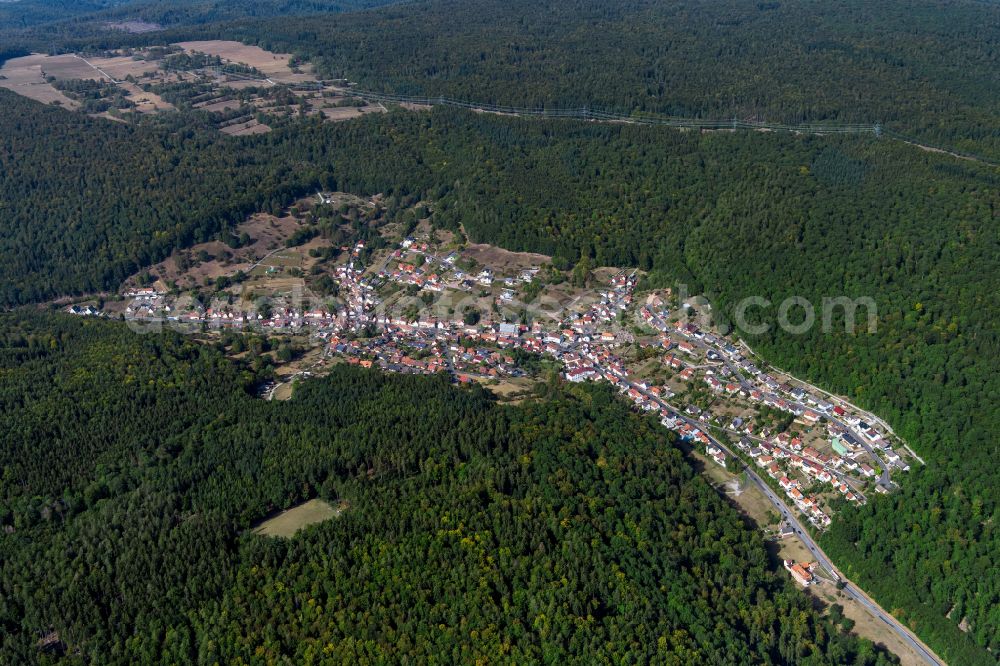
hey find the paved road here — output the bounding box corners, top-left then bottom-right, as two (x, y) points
(619, 378), (944, 666)
(742, 471), (942, 665)
(652, 319), (896, 490)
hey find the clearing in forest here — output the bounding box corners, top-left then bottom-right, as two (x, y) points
(461, 243), (551, 273)
(252, 498), (343, 538)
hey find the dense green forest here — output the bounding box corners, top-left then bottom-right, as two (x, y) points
(4, 0), (997, 158)
(0, 0), (400, 32)
(416, 111), (1000, 663)
(0, 0), (122, 30)
(416, 110), (1000, 663)
(0, 312), (895, 664)
(165, 0), (1000, 159)
(2, 92), (997, 660)
(0, 89), (359, 304)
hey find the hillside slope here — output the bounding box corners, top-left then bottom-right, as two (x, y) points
(0, 313), (894, 664)
(0, 76), (1000, 663)
(215, 0), (1000, 159)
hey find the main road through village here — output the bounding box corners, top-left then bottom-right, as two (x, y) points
(625, 309), (942, 664)
(623, 376), (944, 666)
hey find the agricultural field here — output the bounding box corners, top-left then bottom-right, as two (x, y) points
(0, 55), (80, 108)
(0, 40), (384, 129)
(174, 40), (314, 83)
(0, 52), (173, 112)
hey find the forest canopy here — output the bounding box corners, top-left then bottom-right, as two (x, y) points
(1, 104), (997, 665)
(4, 0), (997, 156)
(0, 1), (997, 660)
(181, 0), (1000, 159)
(0, 313), (896, 664)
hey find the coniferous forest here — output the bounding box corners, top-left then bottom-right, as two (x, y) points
(1, 89), (999, 662)
(0, 313), (895, 664)
(8, 0), (997, 158)
(0, 0), (999, 662)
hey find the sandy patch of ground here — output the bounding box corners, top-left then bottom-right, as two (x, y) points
(252, 498), (342, 538)
(478, 376), (539, 401)
(461, 243), (550, 274)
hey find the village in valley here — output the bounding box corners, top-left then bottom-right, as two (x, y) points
(2, 2), (986, 659)
(66, 187), (921, 578)
(14, 37), (923, 558)
(26, 37), (922, 558)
